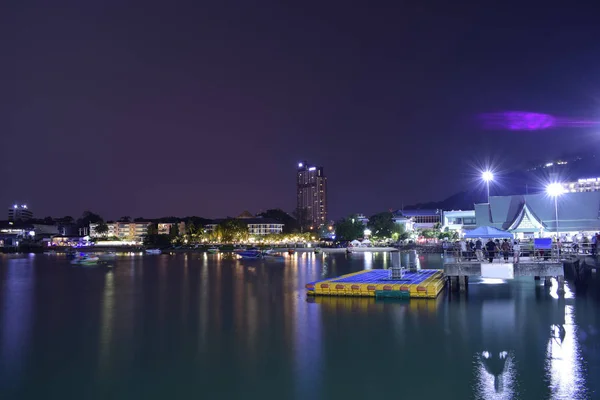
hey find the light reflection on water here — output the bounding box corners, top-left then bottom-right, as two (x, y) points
(0, 252), (598, 399)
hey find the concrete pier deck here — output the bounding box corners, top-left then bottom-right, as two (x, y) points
(444, 257), (564, 292)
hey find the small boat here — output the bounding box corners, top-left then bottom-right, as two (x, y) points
(145, 249), (162, 255)
(44, 250), (57, 255)
(238, 250), (262, 259)
(314, 247), (321, 254)
(71, 255), (101, 266)
(288, 249), (295, 255)
(263, 249), (276, 255)
(207, 247), (219, 254)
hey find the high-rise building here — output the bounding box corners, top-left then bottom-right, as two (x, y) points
(296, 161), (327, 228)
(8, 204), (33, 221)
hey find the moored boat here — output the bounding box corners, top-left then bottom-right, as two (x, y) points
(237, 250), (262, 259)
(314, 247), (321, 254)
(145, 249), (162, 255)
(207, 247), (219, 254)
(71, 255), (101, 266)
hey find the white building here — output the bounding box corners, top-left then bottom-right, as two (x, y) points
(90, 221), (152, 241)
(8, 204), (33, 221)
(442, 210), (476, 234)
(392, 215), (415, 232)
(562, 177), (600, 193)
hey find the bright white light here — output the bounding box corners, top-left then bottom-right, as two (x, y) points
(482, 171), (494, 182)
(298, 162), (303, 167)
(308, 167), (316, 171)
(22, 205), (27, 209)
(13, 204), (17, 209)
(547, 183), (565, 197)
(29, 231), (35, 236)
(364, 229), (372, 236)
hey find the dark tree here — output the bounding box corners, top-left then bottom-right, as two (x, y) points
(367, 212), (395, 238)
(334, 215), (365, 241)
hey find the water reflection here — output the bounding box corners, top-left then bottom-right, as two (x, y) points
(545, 305), (587, 399)
(0, 252), (597, 399)
(0, 259), (35, 388)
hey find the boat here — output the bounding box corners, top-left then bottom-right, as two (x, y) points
(314, 247), (321, 254)
(263, 249), (276, 255)
(237, 250), (262, 259)
(288, 249), (295, 255)
(71, 255), (101, 266)
(44, 250), (57, 255)
(233, 247), (247, 253)
(145, 249), (162, 255)
(207, 247), (219, 254)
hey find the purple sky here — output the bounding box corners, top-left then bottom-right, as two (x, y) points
(4, 1), (600, 220)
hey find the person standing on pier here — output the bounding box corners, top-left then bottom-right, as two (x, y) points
(512, 240), (521, 263)
(475, 238), (483, 261)
(485, 238), (497, 263)
(501, 239), (511, 262)
(459, 239), (467, 261)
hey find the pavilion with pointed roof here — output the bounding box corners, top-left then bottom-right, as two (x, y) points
(474, 191), (600, 238)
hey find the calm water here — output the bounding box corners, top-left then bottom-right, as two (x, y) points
(1, 252), (599, 399)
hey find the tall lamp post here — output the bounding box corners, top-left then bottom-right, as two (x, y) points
(546, 183), (564, 240)
(482, 171), (494, 203)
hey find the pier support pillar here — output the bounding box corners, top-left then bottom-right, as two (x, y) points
(544, 277), (552, 286)
(534, 276), (541, 281)
(459, 276), (468, 292)
(557, 276), (565, 293)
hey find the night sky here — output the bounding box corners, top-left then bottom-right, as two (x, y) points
(4, 1), (600, 220)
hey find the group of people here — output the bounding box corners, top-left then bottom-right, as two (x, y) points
(445, 238), (521, 263)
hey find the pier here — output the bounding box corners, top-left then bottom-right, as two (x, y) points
(444, 257), (564, 292)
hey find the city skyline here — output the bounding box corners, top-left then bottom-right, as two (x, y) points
(4, 2), (600, 220)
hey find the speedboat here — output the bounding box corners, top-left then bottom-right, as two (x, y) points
(207, 247), (219, 254)
(237, 250), (262, 259)
(145, 249), (162, 255)
(71, 255), (101, 266)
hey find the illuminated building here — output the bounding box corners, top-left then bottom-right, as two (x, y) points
(157, 222), (186, 236)
(562, 177), (600, 193)
(395, 209), (441, 229)
(296, 161), (327, 228)
(8, 204), (33, 221)
(442, 210), (476, 233)
(90, 221), (152, 241)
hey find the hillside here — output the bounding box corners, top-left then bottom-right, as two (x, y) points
(406, 152), (600, 210)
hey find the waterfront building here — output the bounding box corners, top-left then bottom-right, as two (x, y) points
(90, 221), (152, 241)
(395, 209), (441, 229)
(442, 210), (476, 234)
(392, 215), (415, 232)
(561, 177), (600, 193)
(205, 215), (284, 236)
(296, 161), (327, 228)
(354, 214), (369, 225)
(474, 191), (600, 239)
(157, 222), (186, 236)
(8, 204), (33, 221)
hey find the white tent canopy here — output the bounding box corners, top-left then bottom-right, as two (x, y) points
(463, 226), (513, 239)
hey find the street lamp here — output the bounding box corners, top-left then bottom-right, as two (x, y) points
(546, 182), (564, 240)
(482, 171), (494, 203)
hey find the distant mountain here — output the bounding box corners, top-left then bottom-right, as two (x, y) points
(405, 152), (600, 211)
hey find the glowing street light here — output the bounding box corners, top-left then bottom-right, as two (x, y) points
(364, 229), (372, 237)
(547, 183), (565, 240)
(482, 171), (494, 203)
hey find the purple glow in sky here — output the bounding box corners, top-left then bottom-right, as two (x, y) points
(480, 112), (600, 131)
